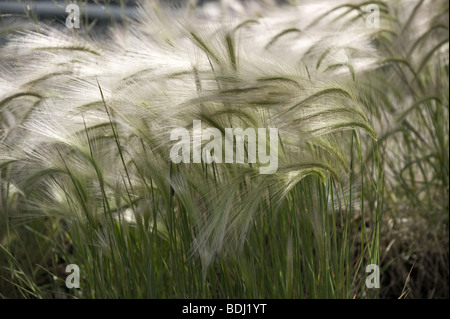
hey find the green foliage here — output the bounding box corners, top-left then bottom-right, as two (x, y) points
(0, 0), (447, 299)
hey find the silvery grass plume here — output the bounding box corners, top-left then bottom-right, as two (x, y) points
(0, 0), (445, 268)
(358, 0), (449, 197)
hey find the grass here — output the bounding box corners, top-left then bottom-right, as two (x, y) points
(0, 0), (448, 299)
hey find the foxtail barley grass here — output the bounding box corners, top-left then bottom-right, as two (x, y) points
(0, 0), (448, 298)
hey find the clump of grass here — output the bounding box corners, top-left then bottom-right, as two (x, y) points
(0, 0), (447, 298)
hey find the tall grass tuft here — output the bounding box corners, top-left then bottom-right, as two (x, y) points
(0, 0), (447, 298)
